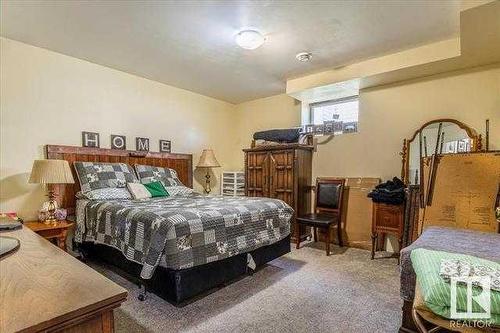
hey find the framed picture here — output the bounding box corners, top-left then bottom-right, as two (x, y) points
(111, 135), (126, 150)
(323, 121), (335, 135)
(81, 131), (100, 148)
(314, 124), (324, 136)
(305, 124), (315, 134)
(444, 141), (458, 153)
(333, 121), (343, 133)
(136, 137), (150, 151)
(342, 122), (358, 133)
(457, 140), (467, 153)
(159, 140), (171, 153)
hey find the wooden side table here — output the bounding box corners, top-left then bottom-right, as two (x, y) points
(24, 220), (73, 251)
(371, 202), (404, 262)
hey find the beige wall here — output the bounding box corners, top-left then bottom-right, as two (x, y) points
(2, 36), (499, 224)
(0, 38), (239, 220)
(234, 94), (301, 160)
(236, 64), (500, 182)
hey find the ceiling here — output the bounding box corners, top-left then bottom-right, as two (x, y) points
(1, 0), (464, 104)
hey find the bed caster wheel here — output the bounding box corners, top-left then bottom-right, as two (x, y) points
(138, 283), (147, 301)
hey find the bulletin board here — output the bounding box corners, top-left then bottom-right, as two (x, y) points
(421, 152), (500, 233)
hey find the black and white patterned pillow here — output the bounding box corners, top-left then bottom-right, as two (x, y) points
(134, 165), (184, 187)
(76, 188), (132, 200)
(74, 162), (138, 193)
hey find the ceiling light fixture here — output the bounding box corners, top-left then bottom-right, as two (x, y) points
(235, 29), (265, 50)
(296, 52), (312, 62)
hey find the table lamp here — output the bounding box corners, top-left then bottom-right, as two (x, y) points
(196, 149), (220, 194)
(29, 159), (74, 224)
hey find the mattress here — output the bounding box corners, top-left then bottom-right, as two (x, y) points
(75, 194), (293, 279)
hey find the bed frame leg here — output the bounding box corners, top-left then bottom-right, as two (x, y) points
(138, 283), (147, 301)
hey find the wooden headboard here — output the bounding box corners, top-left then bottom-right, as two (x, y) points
(46, 145), (193, 214)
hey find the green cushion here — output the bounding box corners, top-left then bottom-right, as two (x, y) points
(411, 248), (500, 325)
(144, 181), (169, 198)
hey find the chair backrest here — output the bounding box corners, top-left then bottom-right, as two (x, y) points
(315, 178), (345, 214)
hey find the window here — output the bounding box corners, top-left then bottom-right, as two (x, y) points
(310, 96), (359, 134)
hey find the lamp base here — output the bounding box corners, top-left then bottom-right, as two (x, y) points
(44, 189), (58, 225)
(204, 171), (211, 195)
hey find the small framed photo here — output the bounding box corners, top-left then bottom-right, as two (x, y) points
(305, 124), (315, 134)
(314, 124), (325, 136)
(342, 122), (358, 133)
(136, 137), (150, 151)
(333, 121), (343, 132)
(82, 131), (100, 148)
(457, 140), (467, 153)
(159, 140), (171, 153)
(323, 121), (335, 135)
(444, 141), (458, 153)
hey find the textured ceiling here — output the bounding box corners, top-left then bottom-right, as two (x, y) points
(0, 0), (463, 103)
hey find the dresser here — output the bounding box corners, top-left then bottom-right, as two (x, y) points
(243, 144), (313, 242)
(0, 225), (127, 333)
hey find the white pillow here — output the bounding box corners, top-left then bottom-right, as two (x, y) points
(76, 188), (132, 200)
(127, 183), (152, 200)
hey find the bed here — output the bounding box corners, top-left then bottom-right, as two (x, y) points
(47, 145), (293, 305)
(399, 226), (500, 332)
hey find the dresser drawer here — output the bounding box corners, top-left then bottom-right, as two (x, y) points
(374, 204), (403, 230)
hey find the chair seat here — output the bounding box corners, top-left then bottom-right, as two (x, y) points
(296, 213), (339, 227)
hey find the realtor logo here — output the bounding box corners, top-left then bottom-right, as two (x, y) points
(450, 276), (491, 320)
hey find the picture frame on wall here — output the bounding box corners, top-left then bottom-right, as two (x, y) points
(323, 121), (335, 135)
(111, 135), (126, 150)
(314, 124), (325, 136)
(136, 137), (150, 151)
(82, 131), (100, 148)
(159, 140), (171, 153)
(305, 124), (315, 134)
(444, 140), (458, 153)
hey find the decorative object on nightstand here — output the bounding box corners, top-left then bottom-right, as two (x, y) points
(220, 171), (245, 196)
(29, 159), (74, 225)
(24, 220), (73, 251)
(196, 149), (220, 194)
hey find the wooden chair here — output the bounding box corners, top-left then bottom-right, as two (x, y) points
(295, 178), (345, 255)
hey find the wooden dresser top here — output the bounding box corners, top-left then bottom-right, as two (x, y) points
(0, 226), (127, 333)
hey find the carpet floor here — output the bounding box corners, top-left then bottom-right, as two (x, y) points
(90, 243), (402, 333)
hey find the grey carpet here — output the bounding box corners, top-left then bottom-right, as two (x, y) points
(89, 243), (402, 333)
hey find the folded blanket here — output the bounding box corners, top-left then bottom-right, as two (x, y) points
(411, 248), (500, 326)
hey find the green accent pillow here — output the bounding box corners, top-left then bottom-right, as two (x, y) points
(144, 181), (169, 198)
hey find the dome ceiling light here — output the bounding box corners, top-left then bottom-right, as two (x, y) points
(235, 29), (266, 50)
(296, 52), (313, 62)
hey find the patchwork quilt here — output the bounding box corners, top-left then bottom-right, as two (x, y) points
(75, 194), (293, 279)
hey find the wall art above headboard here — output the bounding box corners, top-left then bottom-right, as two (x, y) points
(45, 145), (193, 214)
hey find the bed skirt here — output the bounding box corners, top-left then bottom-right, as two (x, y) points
(80, 235), (291, 306)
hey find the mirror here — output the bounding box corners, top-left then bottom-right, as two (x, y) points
(401, 119), (481, 185)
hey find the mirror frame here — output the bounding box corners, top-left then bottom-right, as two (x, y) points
(400, 118), (482, 185)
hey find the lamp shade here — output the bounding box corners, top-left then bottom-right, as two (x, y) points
(196, 149), (220, 168)
(29, 159), (75, 184)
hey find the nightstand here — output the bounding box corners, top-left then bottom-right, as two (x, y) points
(371, 202), (404, 262)
(24, 220), (73, 252)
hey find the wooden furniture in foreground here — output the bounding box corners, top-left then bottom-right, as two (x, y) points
(46, 144), (193, 215)
(371, 202), (405, 261)
(243, 144), (313, 242)
(0, 225), (127, 333)
(24, 220), (73, 252)
(296, 178), (345, 255)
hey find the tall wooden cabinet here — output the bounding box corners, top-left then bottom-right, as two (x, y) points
(243, 144), (313, 242)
